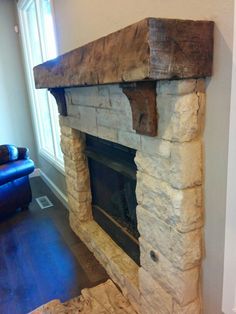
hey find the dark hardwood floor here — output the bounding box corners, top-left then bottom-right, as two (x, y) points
(0, 177), (108, 314)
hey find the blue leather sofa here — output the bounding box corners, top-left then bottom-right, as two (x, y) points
(0, 144), (35, 218)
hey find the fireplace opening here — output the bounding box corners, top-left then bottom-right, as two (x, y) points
(85, 135), (140, 264)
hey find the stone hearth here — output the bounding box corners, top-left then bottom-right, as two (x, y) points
(34, 18), (214, 314)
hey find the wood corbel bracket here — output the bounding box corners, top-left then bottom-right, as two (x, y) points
(121, 81), (158, 137)
(49, 88), (67, 116)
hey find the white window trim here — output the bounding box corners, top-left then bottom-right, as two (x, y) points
(17, 0), (64, 174)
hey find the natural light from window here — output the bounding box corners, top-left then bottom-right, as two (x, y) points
(18, 0), (64, 172)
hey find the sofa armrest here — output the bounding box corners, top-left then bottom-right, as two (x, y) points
(17, 147), (29, 160)
(0, 145), (18, 165)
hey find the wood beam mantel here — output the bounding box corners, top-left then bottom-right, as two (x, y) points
(34, 18), (214, 89)
(33, 17), (214, 136)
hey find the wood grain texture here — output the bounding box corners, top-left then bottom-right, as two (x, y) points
(34, 18), (214, 89)
(0, 177), (108, 314)
(122, 81), (157, 136)
(50, 88), (67, 115)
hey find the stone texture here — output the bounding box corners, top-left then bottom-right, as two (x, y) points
(65, 168), (90, 192)
(67, 105), (98, 135)
(61, 115), (98, 137)
(170, 141), (202, 189)
(60, 126), (92, 223)
(135, 140), (202, 189)
(156, 79), (197, 95)
(137, 206), (202, 270)
(136, 172), (203, 232)
(96, 108), (133, 132)
(140, 238), (200, 306)
(118, 130), (141, 150)
(157, 92), (203, 142)
(139, 268), (172, 314)
(30, 280), (137, 314)
(173, 298), (201, 314)
(67, 194), (92, 222)
(141, 136), (171, 158)
(70, 220), (140, 311)
(58, 78), (206, 314)
(140, 297), (162, 314)
(97, 125), (118, 142)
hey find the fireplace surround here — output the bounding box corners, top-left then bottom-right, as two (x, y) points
(34, 18), (214, 314)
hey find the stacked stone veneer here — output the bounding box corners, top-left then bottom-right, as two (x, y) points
(59, 79), (206, 314)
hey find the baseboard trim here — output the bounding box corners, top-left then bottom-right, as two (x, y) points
(39, 169), (69, 210)
(30, 168), (41, 178)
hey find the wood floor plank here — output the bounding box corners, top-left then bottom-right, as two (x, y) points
(0, 177), (108, 314)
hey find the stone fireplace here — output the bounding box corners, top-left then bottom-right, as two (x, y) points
(34, 18), (214, 314)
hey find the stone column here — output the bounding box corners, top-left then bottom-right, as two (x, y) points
(59, 122), (92, 229)
(136, 79), (205, 314)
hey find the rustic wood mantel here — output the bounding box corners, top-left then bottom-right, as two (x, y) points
(33, 17), (214, 136)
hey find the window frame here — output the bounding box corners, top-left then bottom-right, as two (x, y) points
(17, 0), (64, 174)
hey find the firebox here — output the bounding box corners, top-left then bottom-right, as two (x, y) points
(85, 135), (140, 264)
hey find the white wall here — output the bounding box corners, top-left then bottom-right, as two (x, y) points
(52, 1), (234, 313)
(222, 1), (236, 312)
(0, 0), (37, 161)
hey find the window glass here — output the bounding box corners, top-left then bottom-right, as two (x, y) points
(18, 0), (64, 170)
(41, 0), (57, 59)
(25, 1), (42, 66)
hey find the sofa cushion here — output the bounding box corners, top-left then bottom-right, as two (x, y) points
(0, 159), (35, 185)
(17, 147), (29, 160)
(0, 145), (18, 165)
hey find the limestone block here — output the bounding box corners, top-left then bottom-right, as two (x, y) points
(67, 190), (91, 203)
(62, 115), (98, 137)
(140, 297), (158, 314)
(64, 154), (88, 175)
(173, 298), (201, 314)
(197, 92), (206, 136)
(67, 194), (92, 222)
(157, 93), (201, 142)
(141, 136), (171, 158)
(66, 86), (100, 107)
(96, 108), (133, 131)
(65, 168), (90, 192)
(140, 238), (199, 305)
(136, 172), (203, 232)
(135, 151), (170, 184)
(170, 141), (202, 189)
(157, 79), (197, 95)
(73, 220), (140, 311)
(135, 141), (202, 189)
(109, 85), (131, 112)
(97, 125), (118, 142)
(118, 130), (141, 150)
(139, 268), (172, 314)
(60, 125), (74, 137)
(58, 279), (137, 314)
(61, 132), (84, 152)
(77, 221), (126, 270)
(124, 275), (141, 314)
(68, 105), (97, 132)
(107, 254), (140, 312)
(137, 206), (202, 270)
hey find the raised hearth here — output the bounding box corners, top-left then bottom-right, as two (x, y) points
(34, 18), (214, 314)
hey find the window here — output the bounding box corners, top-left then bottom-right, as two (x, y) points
(18, 0), (64, 172)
